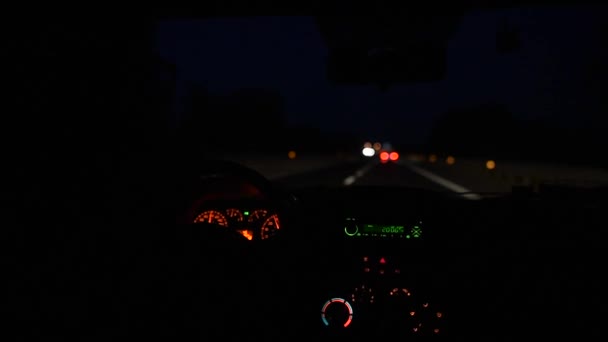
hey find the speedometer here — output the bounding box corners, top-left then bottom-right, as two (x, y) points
(260, 214), (280, 240)
(193, 210), (228, 227)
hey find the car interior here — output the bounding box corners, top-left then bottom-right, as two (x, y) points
(6, 4), (608, 340)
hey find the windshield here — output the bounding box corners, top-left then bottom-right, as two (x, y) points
(154, 9), (608, 196)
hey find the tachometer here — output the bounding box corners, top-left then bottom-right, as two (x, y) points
(193, 210), (228, 227)
(260, 214), (280, 240)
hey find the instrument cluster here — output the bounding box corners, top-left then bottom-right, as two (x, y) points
(193, 208), (281, 241)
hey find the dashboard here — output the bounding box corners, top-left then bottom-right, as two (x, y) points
(170, 161), (605, 339)
(13, 160), (605, 339)
(180, 163), (453, 338)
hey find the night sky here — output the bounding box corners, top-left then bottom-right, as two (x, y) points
(156, 8), (607, 145)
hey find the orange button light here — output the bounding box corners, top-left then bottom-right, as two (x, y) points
(380, 152), (389, 161)
(389, 152), (399, 161)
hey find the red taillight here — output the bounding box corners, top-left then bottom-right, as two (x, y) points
(380, 152), (389, 161)
(389, 152), (399, 161)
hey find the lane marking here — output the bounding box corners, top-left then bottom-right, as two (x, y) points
(404, 162), (482, 200)
(343, 163), (376, 186)
(343, 176), (357, 186)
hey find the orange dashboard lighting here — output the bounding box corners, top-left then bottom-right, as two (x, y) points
(389, 152), (399, 161)
(380, 152), (389, 161)
(287, 150), (297, 159)
(238, 230), (254, 241)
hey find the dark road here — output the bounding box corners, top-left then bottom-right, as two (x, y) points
(276, 161), (444, 189)
(228, 154), (608, 199)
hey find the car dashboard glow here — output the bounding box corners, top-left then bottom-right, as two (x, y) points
(192, 207), (280, 241)
(344, 218), (423, 239)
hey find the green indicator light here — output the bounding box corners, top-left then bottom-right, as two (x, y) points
(406, 235), (411, 239)
(244, 211), (249, 216)
(344, 226), (357, 236)
(411, 225), (422, 238)
(345, 223), (359, 236)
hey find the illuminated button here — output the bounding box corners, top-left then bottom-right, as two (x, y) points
(344, 221), (359, 236)
(411, 226), (422, 238)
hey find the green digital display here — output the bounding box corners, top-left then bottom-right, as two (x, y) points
(362, 224), (405, 234)
(343, 219), (423, 238)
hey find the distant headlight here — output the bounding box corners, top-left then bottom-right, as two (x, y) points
(362, 147), (375, 157)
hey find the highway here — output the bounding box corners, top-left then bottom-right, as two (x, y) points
(229, 154), (608, 199)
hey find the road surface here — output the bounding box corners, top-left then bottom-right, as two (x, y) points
(228, 154), (608, 199)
